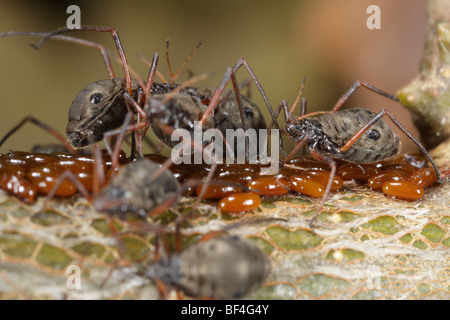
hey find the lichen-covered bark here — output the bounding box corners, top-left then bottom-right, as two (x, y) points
(0, 182), (448, 300)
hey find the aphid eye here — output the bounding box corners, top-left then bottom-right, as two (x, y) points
(244, 107), (254, 118)
(90, 93), (103, 104)
(368, 129), (381, 140)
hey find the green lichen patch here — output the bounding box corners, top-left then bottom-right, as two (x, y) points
(412, 239), (428, 250)
(119, 237), (151, 262)
(351, 290), (383, 300)
(362, 216), (403, 235)
(0, 199), (18, 207)
(162, 233), (202, 253)
(0, 235), (38, 258)
(152, 210), (178, 225)
(247, 236), (275, 255)
(360, 234), (370, 242)
(31, 210), (71, 226)
(265, 226), (323, 250)
(11, 207), (31, 218)
(441, 216), (450, 225)
(326, 249), (365, 263)
(71, 242), (106, 260)
(260, 200), (276, 209)
(417, 283), (431, 295)
(399, 233), (413, 244)
(420, 224), (446, 243)
(276, 196), (312, 205)
(337, 211), (361, 222)
(35, 244), (72, 270)
(249, 283), (297, 300)
(442, 237), (450, 247)
(104, 253), (118, 264)
(90, 218), (123, 235)
(297, 274), (350, 297)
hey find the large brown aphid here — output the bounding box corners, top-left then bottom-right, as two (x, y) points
(277, 79), (443, 227)
(29, 26), (268, 154)
(144, 235), (271, 299)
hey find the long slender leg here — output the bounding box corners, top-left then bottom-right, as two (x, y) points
(282, 134), (310, 165)
(137, 52), (167, 83)
(308, 150), (337, 231)
(38, 170), (92, 214)
(165, 39), (202, 84)
(332, 80), (399, 112)
(200, 59), (284, 152)
(0, 116), (76, 153)
(33, 26), (133, 94)
(0, 32), (115, 79)
(338, 109), (441, 182)
(291, 77), (307, 115)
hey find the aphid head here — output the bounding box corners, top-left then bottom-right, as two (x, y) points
(66, 78), (129, 148)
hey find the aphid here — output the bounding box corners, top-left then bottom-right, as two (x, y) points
(276, 79), (443, 227)
(24, 27), (269, 156)
(93, 158), (181, 218)
(144, 235), (271, 299)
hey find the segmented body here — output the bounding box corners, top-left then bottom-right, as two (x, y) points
(93, 158), (180, 217)
(286, 108), (401, 163)
(67, 78), (267, 149)
(144, 235), (271, 299)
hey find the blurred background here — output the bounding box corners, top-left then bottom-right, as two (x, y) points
(0, 0), (427, 155)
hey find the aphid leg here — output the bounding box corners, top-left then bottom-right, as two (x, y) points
(229, 69), (250, 160)
(0, 116), (76, 153)
(33, 26), (133, 94)
(110, 113), (133, 172)
(282, 134), (310, 166)
(92, 144), (104, 195)
(0, 32), (115, 79)
(165, 39), (202, 85)
(269, 78), (306, 131)
(339, 108), (441, 182)
(38, 170), (92, 213)
(290, 77), (307, 116)
(137, 52), (167, 83)
(331, 80), (399, 112)
(308, 151), (337, 230)
(200, 59), (285, 154)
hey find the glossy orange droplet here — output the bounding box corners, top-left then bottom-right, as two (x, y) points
(288, 175), (325, 198)
(381, 163), (417, 176)
(301, 170), (343, 191)
(409, 168), (438, 188)
(196, 184), (243, 199)
(336, 163), (379, 181)
(382, 181), (424, 200)
(219, 193), (261, 213)
(368, 170), (409, 190)
(247, 177), (289, 196)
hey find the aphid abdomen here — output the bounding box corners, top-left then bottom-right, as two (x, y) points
(317, 108), (401, 163)
(146, 235), (271, 299)
(93, 158), (180, 217)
